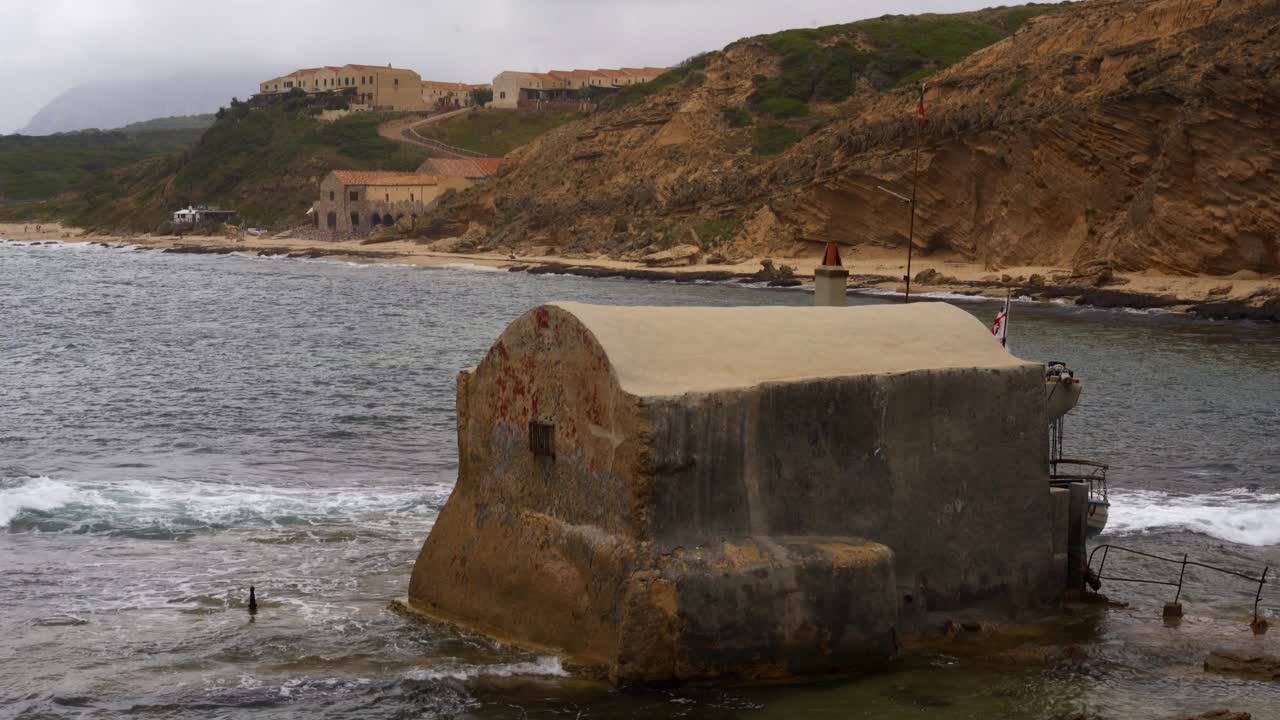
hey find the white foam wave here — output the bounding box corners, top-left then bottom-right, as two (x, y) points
(0, 476), (80, 527)
(856, 287), (1002, 303)
(439, 262), (503, 273)
(1105, 488), (1280, 546)
(0, 475), (449, 533)
(404, 656), (567, 681)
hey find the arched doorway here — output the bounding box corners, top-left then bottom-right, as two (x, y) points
(382, 213), (393, 226)
(371, 214), (382, 227)
(326, 212), (337, 229)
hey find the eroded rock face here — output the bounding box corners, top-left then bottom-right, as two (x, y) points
(423, 0), (1279, 275)
(407, 302), (1058, 684)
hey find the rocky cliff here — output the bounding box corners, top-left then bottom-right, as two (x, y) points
(423, 0), (1279, 276)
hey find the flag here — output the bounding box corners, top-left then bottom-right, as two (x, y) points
(916, 85), (926, 125)
(991, 292), (1011, 347)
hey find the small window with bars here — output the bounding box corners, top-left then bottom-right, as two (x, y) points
(529, 420), (555, 459)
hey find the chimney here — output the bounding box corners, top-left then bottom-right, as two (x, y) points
(814, 241), (849, 306)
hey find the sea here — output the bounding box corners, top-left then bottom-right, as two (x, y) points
(2, 238), (1278, 720)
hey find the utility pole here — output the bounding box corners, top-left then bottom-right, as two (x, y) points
(876, 83), (926, 304)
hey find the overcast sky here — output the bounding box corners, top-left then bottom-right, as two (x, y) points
(2, 0), (997, 134)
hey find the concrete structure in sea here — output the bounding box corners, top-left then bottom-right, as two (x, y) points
(408, 301), (1073, 684)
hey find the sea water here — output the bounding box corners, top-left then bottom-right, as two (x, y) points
(2, 238), (1278, 719)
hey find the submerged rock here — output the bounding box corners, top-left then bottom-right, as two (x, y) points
(1204, 650), (1280, 681)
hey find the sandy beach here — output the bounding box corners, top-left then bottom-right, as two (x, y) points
(4, 222), (1277, 316)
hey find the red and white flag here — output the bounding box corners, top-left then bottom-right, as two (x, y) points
(992, 293), (1011, 347)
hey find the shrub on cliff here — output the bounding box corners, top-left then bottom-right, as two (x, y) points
(753, 125), (801, 155)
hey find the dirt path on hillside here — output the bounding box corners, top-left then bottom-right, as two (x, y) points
(377, 109), (478, 158)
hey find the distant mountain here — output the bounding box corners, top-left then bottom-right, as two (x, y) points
(18, 69), (266, 136)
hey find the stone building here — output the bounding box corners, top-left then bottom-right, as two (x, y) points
(490, 67), (668, 108)
(421, 81), (489, 110)
(259, 64), (427, 111)
(408, 302), (1065, 684)
(314, 171), (470, 235)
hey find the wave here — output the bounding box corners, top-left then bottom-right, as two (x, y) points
(1105, 488), (1280, 546)
(0, 475), (448, 536)
(854, 287), (1035, 304)
(403, 656), (567, 682)
(438, 262), (503, 273)
(0, 476), (80, 527)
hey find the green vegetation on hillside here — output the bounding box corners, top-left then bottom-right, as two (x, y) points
(606, 3), (1058, 128)
(117, 115), (216, 133)
(605, 53), (715, 108)
(753, 125), (803, 155)
(0, 118), (210, 204)
(416, 108), (584, 156)
(0, 93), (430, 230)
(747, 5), (1059, 116)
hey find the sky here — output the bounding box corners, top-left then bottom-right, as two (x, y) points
(1, 0), (995, 134)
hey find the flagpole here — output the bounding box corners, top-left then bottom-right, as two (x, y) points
(904, 83), (925, 305)
(1001, 289), (1011, 348)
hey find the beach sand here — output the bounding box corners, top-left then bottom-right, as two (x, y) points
(3, 222), (1276, 308)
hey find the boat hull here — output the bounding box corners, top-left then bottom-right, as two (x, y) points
(1087, 500), (1109, 537)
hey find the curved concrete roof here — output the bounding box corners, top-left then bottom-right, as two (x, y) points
(548, 301), (1032, 397)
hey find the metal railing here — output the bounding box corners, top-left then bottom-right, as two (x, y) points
(1088, 544), (1270, 623)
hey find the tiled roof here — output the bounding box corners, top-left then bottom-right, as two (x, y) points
(421, 80), (470, 91)
(472, 157), (504, 175)
(331, 171), (442, 186)
(419, 157), (504, 178)
(346, 63), (410, 72)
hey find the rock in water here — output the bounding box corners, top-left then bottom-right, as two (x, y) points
(1204, 650), (1280, 681)
(640, 244), (701, 267)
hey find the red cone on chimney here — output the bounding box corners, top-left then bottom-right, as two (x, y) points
(821, 241), (843, 267)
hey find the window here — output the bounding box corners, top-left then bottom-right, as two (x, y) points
(329, 190), (334, 201)
(410, 193), (414, 202)
(393, 78), (399, 86)
(349, 190), (358, 201)
(384, 193), (389, 202)
(500, 91), (506, 99)
(350, 212), (360, 226)
(529, 421), (555, 458)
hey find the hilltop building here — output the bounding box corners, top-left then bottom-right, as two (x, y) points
(421, 81), (490, 111)
(314, 171), (470, 235)
(490, 67), (668, 109)
(258, 64), (427, 111)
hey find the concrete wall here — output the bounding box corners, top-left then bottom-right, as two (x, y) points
(409, 304), (648, 665)
(643, 367), (1054, 609)
(409, 302), (1061, 684)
